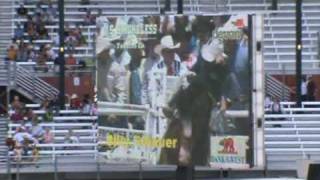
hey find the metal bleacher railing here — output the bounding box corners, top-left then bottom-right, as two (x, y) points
(1, 62), (59, 102)
(265, 101), (320, 170)
(265, 74), (292, 101)
(7, 104), (98, 159)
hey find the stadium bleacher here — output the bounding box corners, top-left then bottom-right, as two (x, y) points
(7, 103), (97, 159)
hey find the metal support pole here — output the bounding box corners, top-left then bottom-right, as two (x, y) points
(177, 0), (183, 14)
(296, 0), (302, 107)
(165, 0), (171, 12)
(176, 165), (194, 180)
(16, 161), (20, 180)
(138, 160), (145, 180)
(58, 0), (65, 109)
(271, 0), (278, 10)
(7, 155), (11, 180)
(54, 156), (58, 180)
(96, 154), (101, 180)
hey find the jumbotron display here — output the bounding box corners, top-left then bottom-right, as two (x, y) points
(96, 15), (252, 168)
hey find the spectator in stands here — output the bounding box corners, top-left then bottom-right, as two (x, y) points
(36, 53), (49, 72)
(17, 4), (28, 17)
(14, 24), (24, 40)
(6, 135), (15, 151)
(271, 98), (282, 114)
(25, 17), (37, 40)
(74, 26), (87, 46)
(46, 45), (57, 62)
(301, 76), (307, 101)
(43, 128), (54, 144)
(7, 45), (18, 61)
(17, 42), (28, 62)
(31, 144), (39, 165)
(24, 123), (33, 134)
(81, 94), (91, 115)
(22, 135), (34, 157)
(26, 44), (36, 62)
(90, 102), (98, 116)
(70, 94), (82, 109)
(14, 142), (23, 162)
(53, 34), (60, 47)
(11, 108), (24, 123)
(31, 121), (44, 143)
(66, 54), (77, 70)
(37, 23), (49, 39)
(271, 98), (282, 127)
(14, 127), (33, 144)
(49, 95), (59, 113)
(64, 130), (79, 150)
(41, 97), (50, 109)
(11, 96), (23, 111)
(46, 4), (56, 25)
(307, 76), (316, 101)
(264, 94), (273, 112)
(65, 33), (77, 53)
(24, 108), (35, 122)
(83, 10), (95, 26)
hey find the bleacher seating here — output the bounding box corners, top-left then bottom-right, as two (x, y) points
(265, 101), (320, 170)
(1, 0), (319, 74)
(8, 103), (98, 159)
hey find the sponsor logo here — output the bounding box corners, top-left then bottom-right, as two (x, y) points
(218, 137), (237, 154)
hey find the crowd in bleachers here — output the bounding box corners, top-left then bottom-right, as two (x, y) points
(7, 94), (96, 163)
(5, 0), (96, 72)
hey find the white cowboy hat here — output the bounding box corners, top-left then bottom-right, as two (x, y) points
(154, 35), (181, 55)
(201, 38), (227, 62)
(96, 36), (115, 55)
(71, 94), (78, 99)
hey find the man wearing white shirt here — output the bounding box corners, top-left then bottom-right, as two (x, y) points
(301, 76), (307, 101)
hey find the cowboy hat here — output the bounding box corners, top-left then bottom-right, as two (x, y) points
(154, 35), (181, 55)
(96, 35), (117, 55)
(71, 94), (78, 99)
(201, 38), (227, 62)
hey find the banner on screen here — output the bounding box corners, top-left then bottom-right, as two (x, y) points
(96, 15), (252, 167)
(210, 136), (249, 169)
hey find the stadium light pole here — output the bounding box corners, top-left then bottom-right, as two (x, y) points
(296, 0), (302, 107)
(58, 0), (65, 109)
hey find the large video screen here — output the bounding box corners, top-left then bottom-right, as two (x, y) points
(96, 15), (252, 168)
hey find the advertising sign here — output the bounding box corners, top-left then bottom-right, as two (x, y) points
(96, 15), (252, 167)
(210, 136), (249, 169)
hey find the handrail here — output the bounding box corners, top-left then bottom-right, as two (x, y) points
(265, 74), (291, 101)
(14, 63), (59, 101)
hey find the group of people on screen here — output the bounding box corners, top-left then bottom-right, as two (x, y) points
(97, 15), (250, 134)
